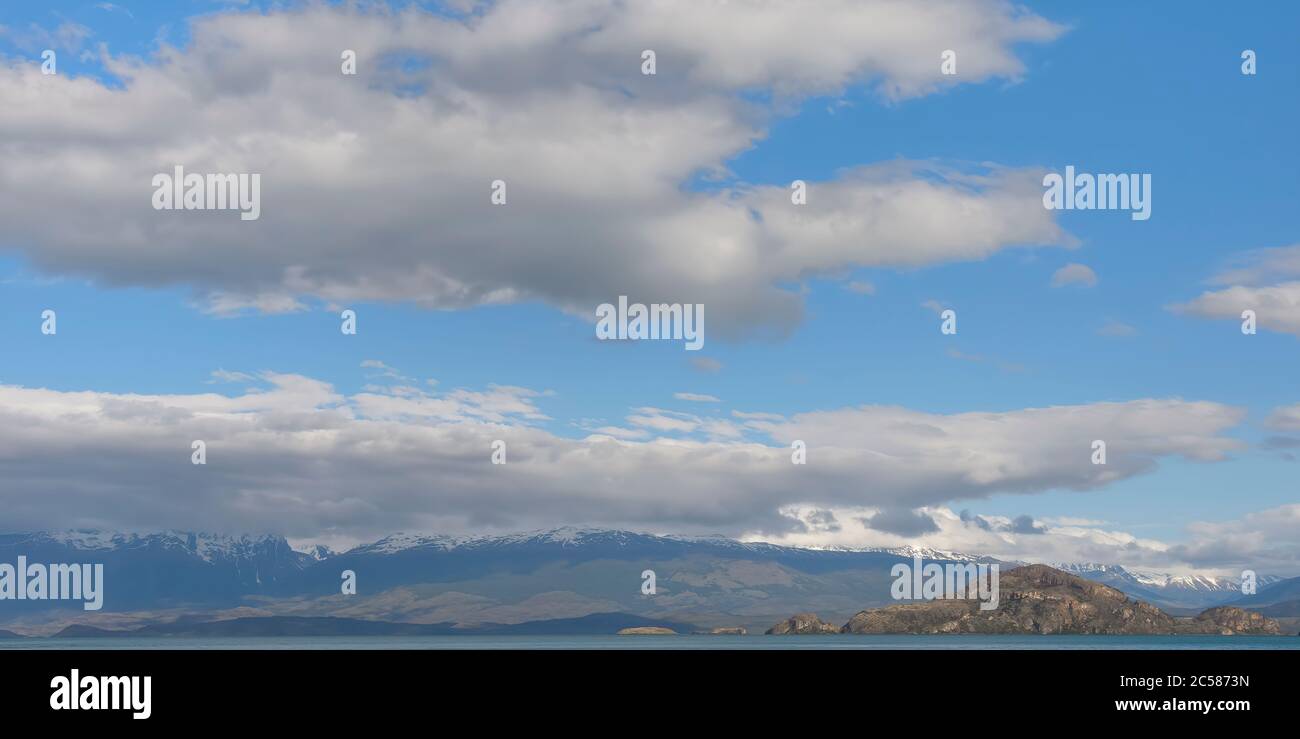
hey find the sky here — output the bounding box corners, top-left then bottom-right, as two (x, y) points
(0, 0), (1297, 576)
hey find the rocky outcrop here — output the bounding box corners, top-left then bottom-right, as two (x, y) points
(705, 627), (747, 635)
(616, 626), (676, 635)
(771, 566), (1287, 636)
(1182, 606), (1281, 635)
(765, 613), (839, 635)
(843, 564), (1177, 635)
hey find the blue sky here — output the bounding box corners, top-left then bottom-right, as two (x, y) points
(0, 0), (1296, 571)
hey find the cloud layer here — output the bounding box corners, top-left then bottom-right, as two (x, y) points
(0, 371), (1245, 550)
(0, 1), (1068, 337)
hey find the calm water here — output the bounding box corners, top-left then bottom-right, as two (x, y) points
(2, 635), (1297, 650)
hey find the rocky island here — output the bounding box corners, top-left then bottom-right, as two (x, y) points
(764, 613), (841, 635)
(768, 565), (1284, 636)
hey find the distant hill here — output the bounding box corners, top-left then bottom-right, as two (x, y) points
(52, 612), (695, 638)
(481, 612), (695, 635)
(1227, 575), (1300, 609)
(56, 617), (458, 638)
(1255, 599), (1300, 618)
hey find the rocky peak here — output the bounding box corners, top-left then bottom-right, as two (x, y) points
(1186, 606), (1281, 635)
(765, 613), (840, 635)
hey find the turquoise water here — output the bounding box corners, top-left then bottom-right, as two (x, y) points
(2, 635), (1296, 650)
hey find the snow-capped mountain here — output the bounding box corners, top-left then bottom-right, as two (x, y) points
(1050, 562), (1283, 608)
(858, 545), (985, 562)
(33, 530), (301, 564)
(0, 529), (318, 612)
(356, 527), (767, 554)
(339, 527), (987, 560)
(297, 544), (337, 561)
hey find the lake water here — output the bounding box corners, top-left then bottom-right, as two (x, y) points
(2, 634), (1297, 650)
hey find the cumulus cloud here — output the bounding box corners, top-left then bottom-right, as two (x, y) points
(1050, 262), (1097, 287)
(1175, 284), (1300, 336)
(1173, 244), (1300, 336)
(0, 372), (1245, 542)
(0, 1), (1068, 338)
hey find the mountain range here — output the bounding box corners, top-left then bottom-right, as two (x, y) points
(1049, 562), (1284, 610)
(1, 528), (1294, 635)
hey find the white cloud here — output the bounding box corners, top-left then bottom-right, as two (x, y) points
(0, 375), (1244, 543)
(208, 369), (256, 384)
(0, 1), (1068, 338)
(1174, 244), (1300, 336)
(360, 359), (415, 384)
(1050, 262), (1097, 287)
(1175, 282), (1300, 337)
(586, 426), (650, 441)
(1172, 504), (1300, 574)
(1209, 243), (1300, 286)
(674, 392), (720, 403)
